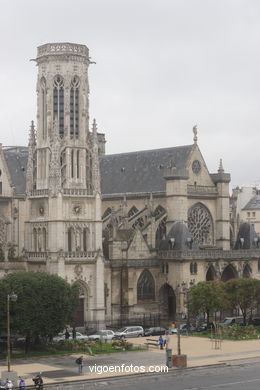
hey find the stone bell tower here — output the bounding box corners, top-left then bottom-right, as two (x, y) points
(25, 43), (105, 326)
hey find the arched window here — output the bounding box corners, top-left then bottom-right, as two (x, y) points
(38, 228), (42, 252)
(68, 228), (73, 252)
(206, 265), (215, 281)
(190, 262), (198, 275)
(128, 206), (139, 218)
(83, 228), (89, 252)
(102, 208), (112, 220)
(53, 75), (64, 136)
(161, 262), (169, 274)
(77, 150), (80, 179)
(40, 77), (47, 139)
(188, 203), (213, 246)
(71, 150), (74, 178)
(42, 228), (47, 252)
(137, 270), (155, 301)
(153, 205), (166, 218)
(70, 76), (80, 137)
(33, 228), (37, 252)
(156, 216), (167, 248)
(243, 264), (251, 278)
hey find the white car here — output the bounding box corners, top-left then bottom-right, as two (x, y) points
(53, 332), (88, 342)
(87, 330), (115, 341)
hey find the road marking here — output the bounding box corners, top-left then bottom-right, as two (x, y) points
(184, 378), (260, 389)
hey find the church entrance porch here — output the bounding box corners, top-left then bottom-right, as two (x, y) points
(159, 283), (176, 320)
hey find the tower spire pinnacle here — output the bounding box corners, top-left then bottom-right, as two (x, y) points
(218, 158), (224, 173)
(193, 125), (198, 144)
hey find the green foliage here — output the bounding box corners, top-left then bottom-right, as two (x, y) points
(189, 280), (225, 322)
(0, 271), (79, 348)
(223, 278), (260, 324)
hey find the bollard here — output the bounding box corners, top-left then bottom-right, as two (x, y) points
(166, 348), (173, 368)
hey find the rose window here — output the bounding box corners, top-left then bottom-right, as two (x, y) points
(188, 204), (213, 245)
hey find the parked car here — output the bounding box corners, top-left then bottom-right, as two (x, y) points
(196, 322), (215, 332)
(144, 327), (167, 337)
(219, 317), (244, 327)
(113, 326), (144, 339)
(169, 323), (196, 334)
(251, 317), (260, 326)
(87, 330), (115, 341)
(53, 332), (88, 342)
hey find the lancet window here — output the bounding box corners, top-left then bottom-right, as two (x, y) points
(70, 76), (80, 137)
(53, 75), (64, 136)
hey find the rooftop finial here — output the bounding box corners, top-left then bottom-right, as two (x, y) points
(193, 125), (198, 144)
(92, 118), (97, 134)
(218, 158), (224, 173)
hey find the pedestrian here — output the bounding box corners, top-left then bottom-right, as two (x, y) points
(65, 328), (70, 340)
(76, 355), (84, 374)
(158, 335), (164, 350)
(164, 331), (170, 349)
(18, 376), (26, 389)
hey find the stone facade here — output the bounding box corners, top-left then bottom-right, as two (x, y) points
(0, 42), (260, 327)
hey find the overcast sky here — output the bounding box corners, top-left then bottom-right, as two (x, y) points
(0, 0), (259, 188)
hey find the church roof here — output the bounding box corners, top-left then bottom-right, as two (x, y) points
(100, 145), (193, 195)
(243, 195), (260, 210)
(2, 144), (193, 196)
(3, 147), (28, 195)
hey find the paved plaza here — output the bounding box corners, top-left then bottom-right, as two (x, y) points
(1, 335), (260, 385)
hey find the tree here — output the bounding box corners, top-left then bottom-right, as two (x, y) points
(189, 281), (225, 325)
(223, 278), (260, 325)
(0, 271), (79, 351)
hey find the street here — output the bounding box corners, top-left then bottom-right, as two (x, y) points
(45, 360), (260, 390)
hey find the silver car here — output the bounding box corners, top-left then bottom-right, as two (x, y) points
(114, 326), (144, 339)
(53, 332), (88, 342)
(88, 330), (115, 341)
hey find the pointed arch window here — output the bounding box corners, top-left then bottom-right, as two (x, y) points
(41, 77), (47, 139)
(42, 228), (47, 252)
(77, 150), (80, 178)
(68, 228), (73, 252)
(83, 228), (89, 252)
(188, 203), (213, 246)
(53, 75), (64, 137)
(156, 216), (167, 248)
(71, 150), (74, 178)
(190, 262), (198, 275)
(137, 270), (155, 301)
(70, 76), (80, 137)
(33, 228), (37, 252)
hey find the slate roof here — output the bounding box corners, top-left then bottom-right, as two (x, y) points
(3, 147), (28, 195)
(2, 144), (194, 196)
(100, 145), (193, 195)
(243, 195), (260, 210)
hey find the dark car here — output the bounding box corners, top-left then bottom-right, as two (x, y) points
(196, 322), (215, 332)
(252, 317), (260, 326)
(144, 327), (167, 336)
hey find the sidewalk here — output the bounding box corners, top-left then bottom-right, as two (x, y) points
(1, 335), (260, 385)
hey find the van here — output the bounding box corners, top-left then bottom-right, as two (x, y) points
(113, 326), (144, 339)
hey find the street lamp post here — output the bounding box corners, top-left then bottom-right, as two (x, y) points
(7, 293), (17, 372)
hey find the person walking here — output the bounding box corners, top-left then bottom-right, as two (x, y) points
(76, 355), (84, 374)
(164, 331), (170, 349)
(158, 335), (164, 350)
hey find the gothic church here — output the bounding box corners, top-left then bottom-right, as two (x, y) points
(0, 42), (259, 327)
